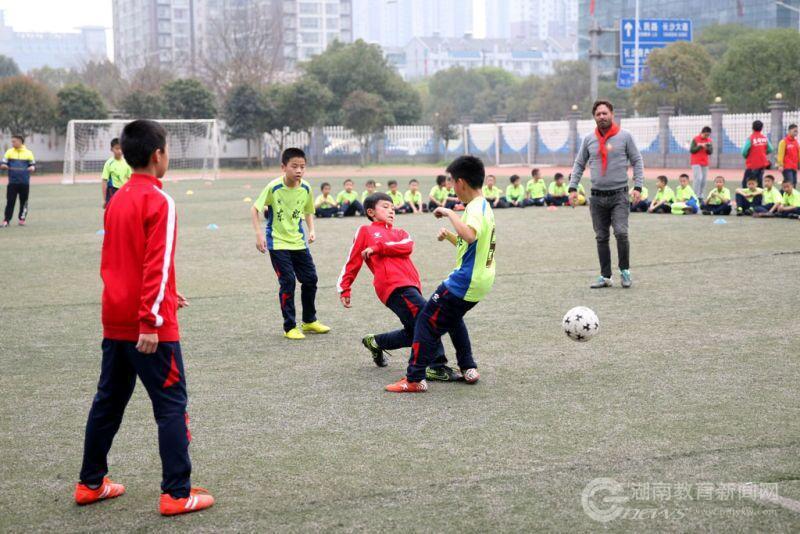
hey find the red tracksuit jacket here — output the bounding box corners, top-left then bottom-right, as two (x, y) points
(101, 173), (180, 342)
(337, 221), (420, 304)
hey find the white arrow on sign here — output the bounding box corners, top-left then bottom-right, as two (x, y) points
(624, 21), (633, 38)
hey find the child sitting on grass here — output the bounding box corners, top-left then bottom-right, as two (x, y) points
(336, 178), (363, 217)
(387, 180), (408, 214)
(524, 168), (547, 207)
(735, 176), (763, 216)
(545, 173), (569, 206)
(482, 174), (506, 209)
(315, 182), (339, 218)
(701, 176), (732, 216)
(506, 174), (525, 208)
(404, 179), (424, 214)
(775, 179), (800, 218)
(630, 184), (650, 212)
(428, 174), (448, 211)
(445, 175), (464, 210)
(672, 173), (699, 214)
(361, 179), (377, 205)
(753, 174), (782, 216)
(648, 176), (675, 214)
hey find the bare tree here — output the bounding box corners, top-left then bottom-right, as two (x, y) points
(200, 0), (284, 98)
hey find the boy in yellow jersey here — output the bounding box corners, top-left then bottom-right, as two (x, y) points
(336, 178), (363, 217)
(524, 168), (547, 206)
(775, 179), (800, 218)
(386, 155), (496, 393)
(1, 134), (35, 227)
(251, 148), (330, 339)
(482, 174), (506, 208)
(387, 180), (408, 213)
(428, 174), (448, 211)
(672, 173), (699, 214)
(505, 174), (525, 208)
(362, 180), (377, 205)
(647, 176), (675, 213)
(403, 178), (424, 213)
(101, 138), (132, 208)
(630, 183), (650, 212)
(753, 175), (782, 216)
(701, 176), (732, 216)
(445, 175), (464, 210)
(735, 176), (763, 216)
(314, 182), (339, 218)
(545, 173), (569, 206)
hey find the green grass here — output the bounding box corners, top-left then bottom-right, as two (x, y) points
(1, 176), (800, 532)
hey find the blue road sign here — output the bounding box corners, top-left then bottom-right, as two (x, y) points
(619, 18), (692, 69)
(616, 67), (646, 89)
(620, 42), (661, 67)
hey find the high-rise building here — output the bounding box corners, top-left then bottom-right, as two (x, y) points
(113, 0), (353, 77)
(578, 0), (800, 62)
(352, 0), (474, 48)
(0, 10), (107, 72)
(485, 0), (578, 41)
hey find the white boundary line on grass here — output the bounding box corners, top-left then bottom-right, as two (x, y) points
(740, 484), (800, 514)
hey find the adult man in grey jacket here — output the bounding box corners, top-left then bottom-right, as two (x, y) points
(569, 100), (644, 288)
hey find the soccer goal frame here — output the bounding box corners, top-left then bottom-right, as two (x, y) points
(62, 119), (221, 184)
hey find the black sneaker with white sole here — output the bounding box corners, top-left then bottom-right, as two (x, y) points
(362, 335), (388, 367)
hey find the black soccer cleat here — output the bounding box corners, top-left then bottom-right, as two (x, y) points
(426, 365), (464, 382)
(362, 335), (388, 367)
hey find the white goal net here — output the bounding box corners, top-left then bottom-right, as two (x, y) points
(62, 119), (220, 184)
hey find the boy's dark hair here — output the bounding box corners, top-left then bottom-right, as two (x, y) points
(746, 176), (757, 183)
(446, 155), (485, 189)
(715, 175), (726, 182)
(531, 168), (540, 177)
(554, 172), (564, 180)
(701, 126), (712, 134)
(364, 192), (393, 221)
(409, 178), (418, 184)
(436, 174), (447, 186)
(752, 120), (763, 132)
(120, 119), (167, 169)
(388, 179), (397, 187)
(592, 100), (613, 115)
(366, 179), (376, 187)
(110, 137), (120, 148)
(679, 173), (689, 179)
(764, 174), (775, 181)
(343, 178), (353, 185)
(509, 174), (520, 184)
(657, 175), (668, 184)
(789, 124), (798, 131)
(320, 182), (330, 191)
(11, 134), (24, 143)
(281, 147), (306, 165)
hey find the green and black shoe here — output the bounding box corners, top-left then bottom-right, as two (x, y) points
(426, 365), (464, 382)
(362, 335), (388, 367)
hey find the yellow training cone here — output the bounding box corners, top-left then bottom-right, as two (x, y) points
(186, 190), (194, 195)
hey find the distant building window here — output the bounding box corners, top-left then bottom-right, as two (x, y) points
(300, 32), (320, 43)
(299, 3), (320, 14)
(300, 17), (320, 29)
(326, 3), (339, 14)
(326, 18), (338, 29)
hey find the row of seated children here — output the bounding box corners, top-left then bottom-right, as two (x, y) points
(480, 169), (587, 209)
(628, 173), (800, 218)
(315, 178), (431, 218)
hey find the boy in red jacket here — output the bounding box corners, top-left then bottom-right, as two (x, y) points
(337, 193), (462, 381)
(74, 120), (214, 516)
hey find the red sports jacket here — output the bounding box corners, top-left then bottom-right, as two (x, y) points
(101, 173), (180, 342)
(746, 132), (770, 170)
(337, 221), (420, 304)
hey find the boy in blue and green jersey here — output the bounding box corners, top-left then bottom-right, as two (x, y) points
(776, 179), (800, 218)
(250, 148), (331, 340)
(505, 174), (525, 208)
(403, 179), (425, 213)
(735, 176), (763, 216)
(545, 173), (569, 206)
(386, 155), (496, 393)
(101, 137), (132, 208)
(671, 173), (699, 214)
(753, 174), (782, 216)
(524, 168), (547, 206)
(387, 180), (409, 213)
(647, 176), (675, 214)
(428, 174), (448, 211)
(482, 174), (506, 208)
(2, 134), (35, 227)
(336, 178), (363, 217)
(630, 184), (650, 212)
(701, 176), (732, 216)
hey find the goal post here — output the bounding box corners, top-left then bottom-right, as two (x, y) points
(62, 119), (220, 184)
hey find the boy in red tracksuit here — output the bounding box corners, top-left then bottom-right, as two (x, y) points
(337, 192), (462, 381)
(75, 120), (214, 516)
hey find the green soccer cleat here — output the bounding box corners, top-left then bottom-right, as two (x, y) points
(362, 335), (388, 367)
(426, 365), (464, 382)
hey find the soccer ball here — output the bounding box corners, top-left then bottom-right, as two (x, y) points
(562, 306), (600, 342)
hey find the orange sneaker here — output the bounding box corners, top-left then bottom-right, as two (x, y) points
(159, 487), (215, 516)
(385, 377), (428, 393)
(74, 477), (126, 505)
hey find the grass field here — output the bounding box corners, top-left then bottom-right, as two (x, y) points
(1, 174), (800, 532)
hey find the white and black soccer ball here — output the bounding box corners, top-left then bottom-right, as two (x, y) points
(562, 306), (600, 342)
